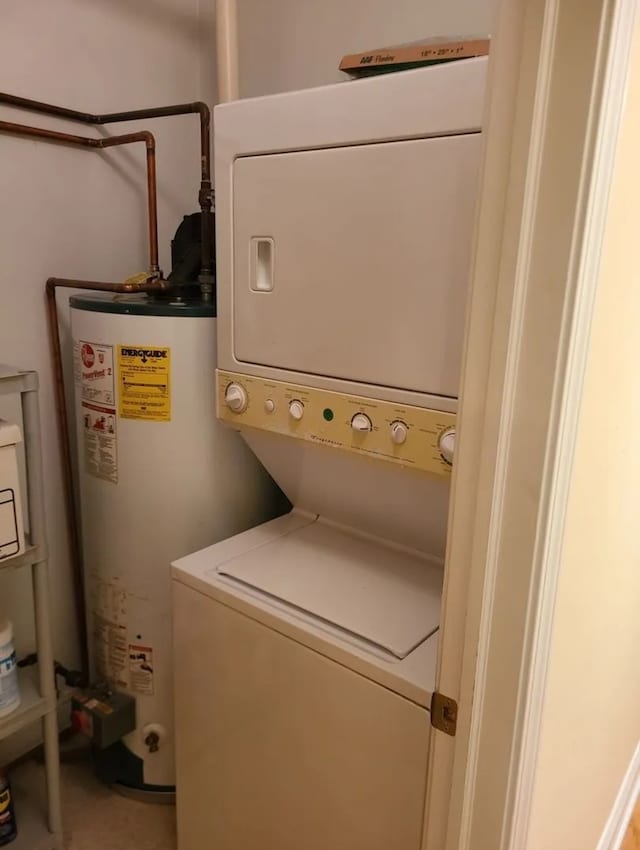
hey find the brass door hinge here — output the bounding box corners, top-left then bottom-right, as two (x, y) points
(430, 691), (458, 736)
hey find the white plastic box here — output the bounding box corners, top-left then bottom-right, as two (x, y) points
(0, 420), (24, 560)
(0, 620), (20, 716)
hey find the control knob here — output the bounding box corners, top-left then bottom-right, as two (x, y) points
(390, 421), (408, 445)
(289, 400), (304, 421)
(439, 427), (456, 465)
(351, 413), (372, 433)
(224, 382), (248, 413)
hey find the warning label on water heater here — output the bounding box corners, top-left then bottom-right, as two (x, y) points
(91, 574), (129, 688)
(82, 402), (118, 483)
(76, 340), (118, 484)
(128, 643), (154, 695)
(118, 346), (171, 422)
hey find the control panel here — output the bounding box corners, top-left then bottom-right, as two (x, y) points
(217, 371), (456, 478)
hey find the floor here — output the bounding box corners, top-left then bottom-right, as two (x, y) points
(17, 756), (176, 850)
(62, 761), (176, 850)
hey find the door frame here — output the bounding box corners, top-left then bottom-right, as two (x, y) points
(424, 0), (638, 847)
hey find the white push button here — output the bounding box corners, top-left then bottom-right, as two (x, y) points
(264, 399), (275, 413)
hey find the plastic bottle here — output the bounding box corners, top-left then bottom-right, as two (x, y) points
(0, 622), (19, 718)
(0, 770), (17, 845)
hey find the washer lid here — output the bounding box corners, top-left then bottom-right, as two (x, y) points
(216, 520), (442, 659)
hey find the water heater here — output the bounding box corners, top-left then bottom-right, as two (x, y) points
(71, 293), (283, 795)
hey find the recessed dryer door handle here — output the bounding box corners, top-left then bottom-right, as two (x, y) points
(250, 237), (274, 292)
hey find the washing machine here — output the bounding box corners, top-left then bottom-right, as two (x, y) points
(172, 56), (487, 850)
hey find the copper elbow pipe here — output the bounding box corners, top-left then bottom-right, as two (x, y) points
(46, 277), (169, 676)
(0, 121), (159, 275)
(0, 94), (213, 279)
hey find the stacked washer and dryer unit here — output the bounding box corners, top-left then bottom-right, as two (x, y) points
(173, 57), (487, 850)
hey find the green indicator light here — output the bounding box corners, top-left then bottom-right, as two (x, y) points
(323, 408), (334, 422)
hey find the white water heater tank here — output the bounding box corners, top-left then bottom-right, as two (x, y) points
(71, 293), (284, 795)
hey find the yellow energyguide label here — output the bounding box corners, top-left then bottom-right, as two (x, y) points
(118, 345), (171, 422)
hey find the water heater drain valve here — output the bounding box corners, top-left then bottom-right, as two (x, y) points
(143, 723), (167, 753)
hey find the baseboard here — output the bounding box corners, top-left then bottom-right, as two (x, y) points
(597, 742), (640, 850)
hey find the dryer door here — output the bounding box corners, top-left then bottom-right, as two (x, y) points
(232, 133), (481, 397)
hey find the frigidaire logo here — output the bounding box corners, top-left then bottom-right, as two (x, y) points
(121, 348), (168, 363)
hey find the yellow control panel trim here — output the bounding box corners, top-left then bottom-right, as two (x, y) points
(217, 370), (455, 478)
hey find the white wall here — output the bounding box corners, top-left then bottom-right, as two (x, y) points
(0, 0), (204, 679)
(524, 18), (640, 850)
(236, 0), (496, 98)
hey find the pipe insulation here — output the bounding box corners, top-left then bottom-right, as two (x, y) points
(216, 0), (240, 102)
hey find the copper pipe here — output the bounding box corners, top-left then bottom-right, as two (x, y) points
(0, 121), (159, 274)
(46, 277), (169, 677)
(0, 94), (213, 286)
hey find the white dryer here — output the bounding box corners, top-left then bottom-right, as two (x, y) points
(172, 56), (487, 850)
